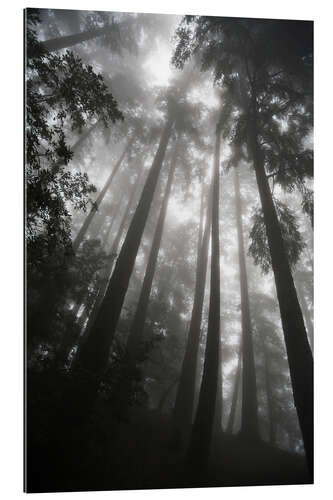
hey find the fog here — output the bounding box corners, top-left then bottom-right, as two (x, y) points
(25, 8), (313, 492)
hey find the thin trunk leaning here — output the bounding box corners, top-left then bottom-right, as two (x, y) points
(40, 24), (114, 53)
(72, 137), (133, 253)
(126, 142), (179, 359)
(78, 167), (145, 345)
(75, 119), (174, 377)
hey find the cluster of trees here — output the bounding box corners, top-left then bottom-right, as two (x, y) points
(25, 9), (313, 492)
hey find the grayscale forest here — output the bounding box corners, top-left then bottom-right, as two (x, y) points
(25, 8), (313, 493)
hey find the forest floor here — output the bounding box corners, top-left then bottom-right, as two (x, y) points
(27, 405), (311, 492)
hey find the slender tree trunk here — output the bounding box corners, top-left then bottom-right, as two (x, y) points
(49, 120), (102, 175)
(88, 211), (107, 241)
(40, 24), (114, 53)
(72, 208), (118, 322)
(172, 182), (210, 447)
(248, 98), (313, 478)
(261, 339), (276, 446)
(78, 169), (145, 345)
(72, 137), (133, 252)
(101, 206), (119, 249)
(75, 119), (174, 379)
(56, 205), (121, 366)
(213, 328), (223, 434)
(226, 352), (242, 434)
(186, 123), (222, 471)
(70, 120), (100, 155)
(60, 171), (142, 370)
(157, 377), (179, 413)
(234, 166), (259, 439)
(126, 142), (179, 359)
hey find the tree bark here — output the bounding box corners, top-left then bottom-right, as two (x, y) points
(41, 24), (114, 53)
(72, 137), (133, 253)
(186, 123), (222, 471)
(234, 166), (259, 439)
(226, 351), (242, 434)
(126, 141), (179, 359)
(75, 119), (174, 378)
(248, 98), (313, 478)
(172, 182), (211, 447)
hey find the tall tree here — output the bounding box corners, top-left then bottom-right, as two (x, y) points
(261, 334), (276, 446)
(226, 350), (242, 434)
(172, 181), (211, 447)
(248, 106), (313, 473)
(213, 326), (223, 435)
(72, 137), (134, 252)
(126, 140), (179, 360)
(186, 122), (222, 471)
(75, 118), (174, 385)
(40, 23), (115, 53)
(36, 10), (141, 55)
(76, 164), (146, 349)
(173, 17), (313, 477)
(233, 164), (259, 439)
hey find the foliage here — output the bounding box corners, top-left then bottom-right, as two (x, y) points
(26, 12), (123, 268)
(27, 239), (108, 348)
(172, 16), (313, 206)
(248, 201), (305, 274)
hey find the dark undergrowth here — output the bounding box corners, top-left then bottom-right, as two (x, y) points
(26, 371), (311, 493)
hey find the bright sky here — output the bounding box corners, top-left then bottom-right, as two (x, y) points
(143, 40), (173, 86)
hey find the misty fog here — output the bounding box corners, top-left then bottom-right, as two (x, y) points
(25, 8), (313, 492)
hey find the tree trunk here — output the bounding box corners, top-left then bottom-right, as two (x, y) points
(261, 338), (276, 446)
(172, 182), (211, 448)
(70, 120), (101, 156)
(72, 137), (133, 252)
(226, 351), (242, 434)
(213, 328), (223, 434)
(101, 205), (119, 249)
(248, 99), (313, 478)
(157, 377), (179, 413)
(78, 168), (145, 345)
(186, 123), (222, 471)
(294, 276), (314, 352)
(234, 166), (259, 439)
(126, 141), (179, 359)
(41, 24), (114, 53)
(75, 119), (174, 378)
(56, 203), (122, 367)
